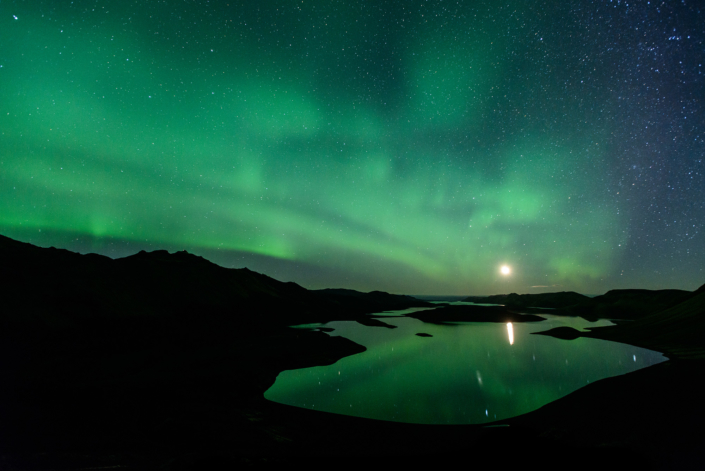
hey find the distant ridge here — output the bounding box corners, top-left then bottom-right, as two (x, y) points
(463, 291), (589, 309)
(463, 288), (696, 321)
(312, 288), (432, 313)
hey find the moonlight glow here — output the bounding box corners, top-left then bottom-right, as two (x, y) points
(501, 266), (511, 276)
(0, 1), (703, 295)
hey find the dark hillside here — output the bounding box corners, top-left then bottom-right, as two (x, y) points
(312, 288), (435, 313)
(0, 234), (432, 328)
(571, 289), (694, 321)
(583, 285), (705, 360)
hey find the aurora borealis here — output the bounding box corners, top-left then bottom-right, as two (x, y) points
(1, 0), (703, 295)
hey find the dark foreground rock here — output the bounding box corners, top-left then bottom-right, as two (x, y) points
(506, 359), (705, 466)
(415, 333), (433, 337)
(404, 305), (546, 324)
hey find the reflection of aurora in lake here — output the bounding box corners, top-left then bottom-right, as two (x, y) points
(265, 314), (667, 424)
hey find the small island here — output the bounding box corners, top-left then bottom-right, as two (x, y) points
(404, 304), (546, 324)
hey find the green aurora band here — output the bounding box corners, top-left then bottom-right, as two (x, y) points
(0, 1), (649, 294)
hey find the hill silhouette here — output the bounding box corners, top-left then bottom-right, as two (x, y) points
(532, 285), (705, 359)
(580, 285), (705, 359)
(463, 289), (695, 321)
(463, 291), (589, 309)
(0, 234), (433, 327)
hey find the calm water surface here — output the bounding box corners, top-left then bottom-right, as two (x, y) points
(265, 309), (666, 424)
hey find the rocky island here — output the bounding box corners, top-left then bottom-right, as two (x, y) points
(403, 304), (546, 323)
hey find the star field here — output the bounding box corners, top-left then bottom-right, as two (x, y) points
(1, 0), (703, 294)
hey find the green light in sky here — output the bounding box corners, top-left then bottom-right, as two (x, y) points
(0, 1), (629, 294)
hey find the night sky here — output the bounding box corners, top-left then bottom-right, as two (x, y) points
(1, 0), (703, 295)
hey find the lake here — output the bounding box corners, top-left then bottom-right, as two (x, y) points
(264, 307), (667, 424)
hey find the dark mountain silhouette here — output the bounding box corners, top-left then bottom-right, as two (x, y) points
(0, 234), (433, 327)
(576, 288), (695, 320)
(464, 288), (695, 321)
(312, 288), (437, 313)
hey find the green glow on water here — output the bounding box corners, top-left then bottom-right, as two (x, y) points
(265, 315), (666, 424)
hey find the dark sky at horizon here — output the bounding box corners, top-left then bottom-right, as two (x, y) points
(1, 0), (703, 295)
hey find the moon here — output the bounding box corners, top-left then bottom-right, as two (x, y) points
(500, 265), (511, 275)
